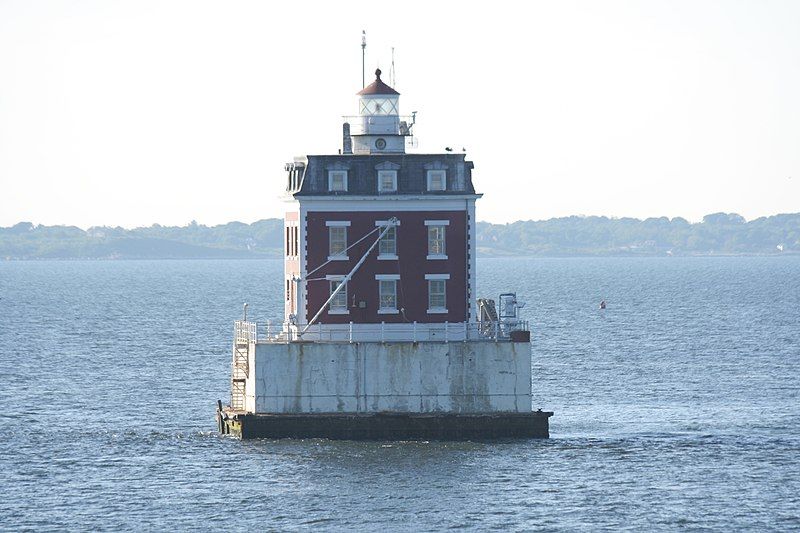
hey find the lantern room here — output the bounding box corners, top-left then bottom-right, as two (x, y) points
(346, 68), (413, 155)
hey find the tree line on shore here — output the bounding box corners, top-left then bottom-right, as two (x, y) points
(1, 212), (798, 259)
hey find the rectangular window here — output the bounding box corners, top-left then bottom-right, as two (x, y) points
(427, 226), (446, 256)
(378, 170), (397, 192)
(328, 170), (348, 192)
(379, 226), (397, 256)
(329, 280), (347, 313)
(379, 280), (397, 311)
(428, 280), (446, 311)
(286, 226), (297, 257)
(329, 226), (347, 257)
(427, 170), (446, 191)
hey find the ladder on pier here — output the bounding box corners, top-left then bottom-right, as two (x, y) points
(231, 321), (254, 411)
(477, 298), (499, 337)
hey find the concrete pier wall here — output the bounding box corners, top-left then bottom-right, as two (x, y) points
(245, 342), (257, 413)
(251, 341), (532, 414)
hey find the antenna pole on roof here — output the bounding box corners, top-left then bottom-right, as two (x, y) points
(361, 30), (366, 88)
(390, 47), (395, 87)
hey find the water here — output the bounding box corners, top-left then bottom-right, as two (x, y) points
(1, 257), (798, 531)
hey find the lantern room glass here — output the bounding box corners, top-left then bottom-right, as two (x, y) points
(359, 96), (398, 116)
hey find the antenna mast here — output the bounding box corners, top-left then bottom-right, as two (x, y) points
(390, 47), (396, 87)
(361, 30), (366, 88)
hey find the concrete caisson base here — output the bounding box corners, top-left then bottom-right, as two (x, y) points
(218, 410), (553, 440)
(248, 341), (534, 414)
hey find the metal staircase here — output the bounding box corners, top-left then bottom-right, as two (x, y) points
(231, 321), (255, 411)
(477, 298), (499, 337)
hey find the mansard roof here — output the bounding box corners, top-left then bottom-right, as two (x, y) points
(290, 153), (477, 197)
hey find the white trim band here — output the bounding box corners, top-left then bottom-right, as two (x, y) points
(424, 220), (450, 226)
(425, 273), (451, 280)
(325, 221), (351, 227)
(375, 274), (401, 280)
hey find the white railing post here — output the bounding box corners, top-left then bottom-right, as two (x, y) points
(413, 321), (417, 343)
(349, 321), (353, 343)
(494, 321), (498, 343)
(381, 321), (385, 343)
(444, 321), (448, 343)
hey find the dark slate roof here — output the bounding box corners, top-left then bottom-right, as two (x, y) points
(292, 153), (477, 197)
(357, 69), (400, 96)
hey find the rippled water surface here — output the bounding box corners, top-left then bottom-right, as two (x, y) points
(1, 257), (798, 531)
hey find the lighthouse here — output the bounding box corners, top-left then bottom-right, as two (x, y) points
(218, 68), (552, 439)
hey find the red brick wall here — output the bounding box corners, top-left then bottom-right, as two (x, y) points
(304, 210), (468, 324)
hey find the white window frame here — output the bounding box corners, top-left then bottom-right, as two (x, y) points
(327, 276), (348, 315)
(327, 222), (349, 260)
(378, 170), (397, 193)
(328, 170), (348, 192)
(425, 220), (449, 260)
(376, 220), (400, 260)
(376, 274), (400, 314)
(378, 225), (397, 259)
(285, 225), (298, 257)
(426, 170), (446, 191)
(425, 274), (449, 314)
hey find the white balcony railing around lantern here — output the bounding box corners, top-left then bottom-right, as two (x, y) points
(241, 320), (530, 344)
(342, 115), (416, 136)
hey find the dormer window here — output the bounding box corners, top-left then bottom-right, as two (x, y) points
(378, 170), (397, 193)
(427, 170), (446, 191)
(328, 171), (348, 192)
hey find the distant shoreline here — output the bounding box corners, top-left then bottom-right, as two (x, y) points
(3, 252), (798, 261)
(2, 212), (798, 260)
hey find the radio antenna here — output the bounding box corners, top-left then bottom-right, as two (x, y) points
(390, 47), (396, 87)
(361, 30), (366, 88)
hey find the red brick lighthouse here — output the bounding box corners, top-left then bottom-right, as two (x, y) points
(283, 68), (477, 338)
(219, 67), (552, 439)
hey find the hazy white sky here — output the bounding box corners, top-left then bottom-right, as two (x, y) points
(1, 0), (798, 228)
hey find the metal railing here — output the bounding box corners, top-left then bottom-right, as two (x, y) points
(234, 320), (257, 344)
(342, 115), (416, 136)
(237, 319), (529, 344)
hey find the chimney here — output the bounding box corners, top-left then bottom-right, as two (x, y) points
(342, 122), (353, 154)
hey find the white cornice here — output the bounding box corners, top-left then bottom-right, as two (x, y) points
(297, 194), (481, 201)
(296, 196), (480, 212)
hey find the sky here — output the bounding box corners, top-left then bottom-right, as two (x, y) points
(1, 0), (799, 228)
